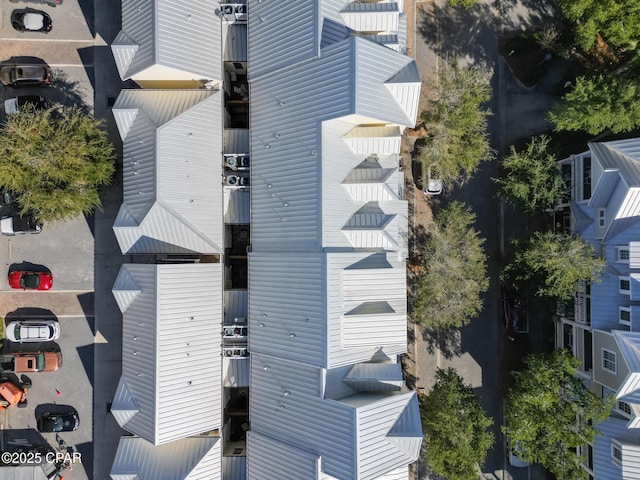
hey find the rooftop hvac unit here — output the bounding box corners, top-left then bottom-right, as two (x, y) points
(223, 326), (248, 337)
(225, 155), (239, 169)
(224, 347), (249, 357)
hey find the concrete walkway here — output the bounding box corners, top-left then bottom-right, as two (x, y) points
(0, 291), (94, 318)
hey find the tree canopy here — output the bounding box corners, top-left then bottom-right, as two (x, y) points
(414, 201), (489, 329)
(548, 74), (640, 134)
(555, 0), (640, 52)
(418, 58), (493, 184)
(503, 231), (605, 300)
(0, 107), (116, 222)
(447, 0), (478, 8)
(495, 135), (566, 214)
(421, 368), (494, 480)
(505, 349), (613, 480)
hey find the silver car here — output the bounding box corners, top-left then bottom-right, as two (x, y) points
(6, 320), (60, 343)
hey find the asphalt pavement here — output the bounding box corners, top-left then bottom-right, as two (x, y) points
(413, 0), (556, 478)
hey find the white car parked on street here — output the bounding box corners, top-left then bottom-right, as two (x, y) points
(6, 320), (60, 343)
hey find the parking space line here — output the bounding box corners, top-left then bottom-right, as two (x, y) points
(49, 64), (94, 68)
(0, 38), (94, 43)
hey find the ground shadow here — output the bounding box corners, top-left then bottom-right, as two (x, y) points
(74, 440), (93, 479)
(76, 293), (95, 326)
(8, 262), (51, 275)
(76, 344), (94, 388)
(78, 46), (95, 90)
(49, 69), (90, 113)
(1, 428), (50, 454)
(420, 327), (462, 359)
(497, 0), (558, 36)
(418, 1), (498, 70)
(77, 0), (95, 39)
(5, 308), (57, 323)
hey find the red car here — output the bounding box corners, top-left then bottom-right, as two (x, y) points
(8, 271), (53, 290)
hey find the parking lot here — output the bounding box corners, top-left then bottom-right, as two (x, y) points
(0, 0), (97, 479)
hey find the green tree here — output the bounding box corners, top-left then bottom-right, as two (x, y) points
(447, 0), (478, 8)
(505, 349), (613, 480)
(421, 368), (494, 480)
(495, 135), (566, 214)
(504, 231), (605, 300)
(414, 201), (489, 329)
(418, 58), (493, 184)
(548, 74), (640, 134)
(555, 0), (640, 52)
(0, 107), (116, 222)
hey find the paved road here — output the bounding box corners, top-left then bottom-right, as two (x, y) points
(413, 0), (556, 478)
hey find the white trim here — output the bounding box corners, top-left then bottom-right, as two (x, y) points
(616, 246), (630, 263)
(619, 306), (632, 326)
(602, 348), (617, 374)
(611, 440), (623, 466)
(617, 400), (632, 418)
(619, 276), (631, 295)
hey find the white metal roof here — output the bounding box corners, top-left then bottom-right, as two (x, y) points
(248, 353), (421, 480)
(327, 251), (408, 368)
(222, 456), (247, 480)
(223, 23), (247, 62)
(341, 1), (400, 33)
(223, 289), (248, 323)
(224, 188), (250, 224)
(111, 263), (223, 445)
(249, 251), (407, 369)
(247, 0), (320, 79)
(590, 138), (640, 187)
(112, 90), (223, 254)
(112, 0), (222, 82)
(343, 363), (403, 392)
(250, 37), (419, 252)
(224, 129), (249, 154)
(223, 357), (249, 387)
(110, 435), (221, 480)
(247, 431), (321, 480)
(372, 466), (410, 480)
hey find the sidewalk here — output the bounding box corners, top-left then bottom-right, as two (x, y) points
(0, 291), (94, 318)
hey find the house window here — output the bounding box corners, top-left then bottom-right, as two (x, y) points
(616, 247), (630, 263)
(599, 209), (605, 227)
(618, 401), (632, 416)
(620, 307), (631, 326)
(602, 348), (617, 374)
(619, 277), (631, 294)
(612, 442), (623, 465)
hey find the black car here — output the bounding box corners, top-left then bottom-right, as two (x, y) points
(9, 0), (62, 7)
(0, 214), (42, 235)
(11, 9), (52, 33)
(0, 64), (52, 87)
(37, 411), (79, 433)
(501, 286), (529, 336)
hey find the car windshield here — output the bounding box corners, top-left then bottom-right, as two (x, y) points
(35, 354), (45, 371)
(23, 274), (40, 289)
(52, 417), (64, 432)
(13, 327), (21, 341)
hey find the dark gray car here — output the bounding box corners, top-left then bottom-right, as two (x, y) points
(0, 64), (52, 87)
(10, 0), (62, 7)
